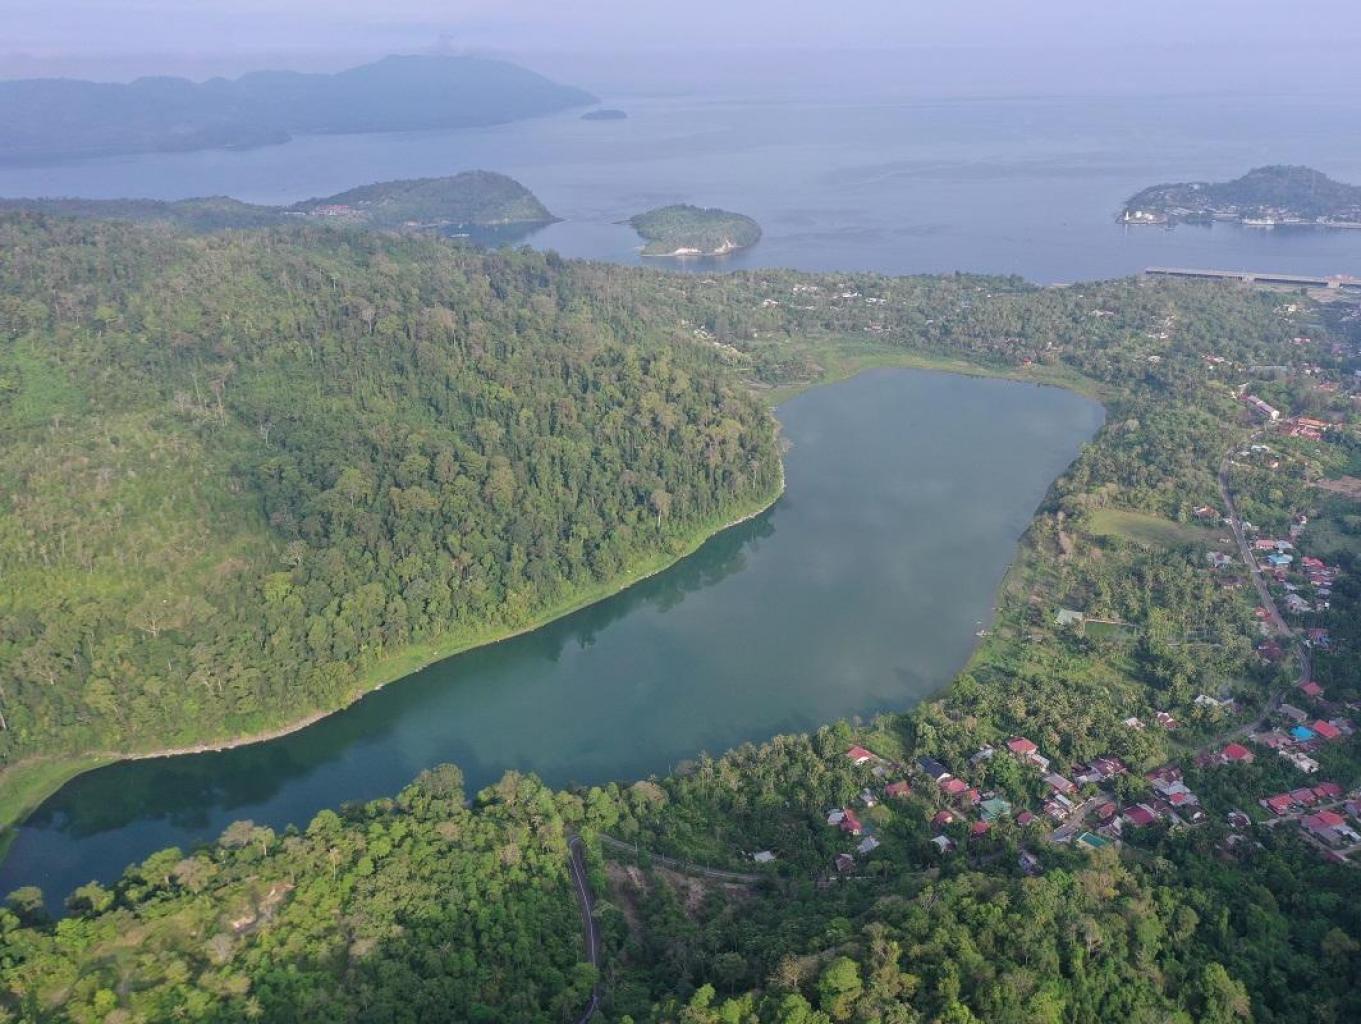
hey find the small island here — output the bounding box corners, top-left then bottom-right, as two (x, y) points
(581, 108), (628, 121)
(0, 171), (556, 233)
(627, 203), (762, 256)
(1121, 165), (1361, 227)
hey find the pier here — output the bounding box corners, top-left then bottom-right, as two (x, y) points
(1144, 267), (1361, 291)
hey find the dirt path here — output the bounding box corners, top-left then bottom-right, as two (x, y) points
(599, 834), (764, 883)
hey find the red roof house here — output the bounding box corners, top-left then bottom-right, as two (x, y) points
(839, 809), (863, 834)
(970, 821), (991, 837)
(931, 809), (957, 828)
(1313, 782), (1343, 800)
(1015, 811), (1036, 826)
(1300, 681), (1323, 698)
(941, 777), (969, 797)
(1312, 720), (1342, 741)
(1123, 805), (1156, 827)
(884, 781), (911, 799)
(1007, 737), (1038, 757)
(846, 746), (875, 765)
(1262, 794), (1294, 816)
(1221, 743), (1255, 764)
(1290, 787), (1318, 807)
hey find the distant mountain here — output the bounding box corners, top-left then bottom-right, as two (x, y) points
(0, 55), (596, 164)
(1122, 165), (1361, 226)
(0, 171), (556, 232)
(581, 108), (628, 121)
(627, 204), (762, 256)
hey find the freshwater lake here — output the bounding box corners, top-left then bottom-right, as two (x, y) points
(2, 85), (1355, 900)
(1, 370), (1103, 902)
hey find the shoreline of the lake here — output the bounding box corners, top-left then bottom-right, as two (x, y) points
(0, 459), (787, 842)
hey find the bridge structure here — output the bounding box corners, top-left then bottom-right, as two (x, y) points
(1144, 267), (1361, 291)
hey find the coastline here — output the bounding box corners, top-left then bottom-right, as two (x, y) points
(0, 458), (786, 840)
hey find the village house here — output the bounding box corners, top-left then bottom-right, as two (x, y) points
(1313, 720), (1342, 741)
(752, 850), (776, 864)
(1279, 703), (1309, 724)
(856, 836), (881, 855)
(1221, 743), (1255, 765)
(930, 835), (955, 854)
(846, 746), (875, 766)
(1043, 773), (1076, 796)
(834, 853), (855, 873)
(1280, 749), (1320, 774)
(1123, 804), (1158, 828)
(1262, 793), (1295, 816)
(980, 797), (1012, 822)
(884, 781), (911, 799)
(1302, 810), (1360, 846)
(917, 756), (951, 783)
(839, 809), (864, 835)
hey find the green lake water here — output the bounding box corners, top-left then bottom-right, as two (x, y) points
(0, 368), (1102, 903)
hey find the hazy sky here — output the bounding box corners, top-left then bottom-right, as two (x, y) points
(4, 0), (1359, 98)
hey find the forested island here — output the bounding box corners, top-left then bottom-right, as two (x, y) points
(582, 108), (628, 121)
(3, 209), (1361, 1022)
(628, 203), (762, 255)
(1122, 164), (1361, 226)
(0, 171), (555, 232)
(0, 55), (595, 164)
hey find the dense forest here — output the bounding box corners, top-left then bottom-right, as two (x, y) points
(627, 206), (762, 256)
(0, 171), (556, 232)
(0, 215), (781, 805)
(3, 209), (1361, 1022)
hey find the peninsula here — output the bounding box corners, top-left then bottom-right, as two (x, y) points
(627, 203), (762, 255)
(0, 55), (595, 164)
(0, 171), (556, 232)
(1121, 164), (1361, 227)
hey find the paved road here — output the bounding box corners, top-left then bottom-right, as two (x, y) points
(567, 835), (601, 1024)
(1216, 449), (1312, 735)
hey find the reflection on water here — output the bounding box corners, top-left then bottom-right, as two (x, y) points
(2, 370), (1102, 904)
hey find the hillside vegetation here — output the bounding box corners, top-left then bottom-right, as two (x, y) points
(4, 211), (1361, 1023)
(0, 215), (780, 792)
(0, 171), (554, 232)
(0, 55), (595, 164)
(1124, 164), (1361, 224)
(628, 205), (762, 256)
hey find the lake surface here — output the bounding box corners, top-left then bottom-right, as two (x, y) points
(1, 91), (1360, 281)
(1, 370), (1102, 903)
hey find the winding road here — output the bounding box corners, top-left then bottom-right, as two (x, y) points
(567, 835), (601, 1024)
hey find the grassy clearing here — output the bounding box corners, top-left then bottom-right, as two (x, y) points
(761, 337), (1106, 407)
(0, 755), (114, 854)
(1088, 508), (1231, 550)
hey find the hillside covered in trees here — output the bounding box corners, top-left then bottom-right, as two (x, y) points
(1123, 165), (1361, 225)
(0, 55), (595, 164)
(628, 205), (762, 256)
(0, 214), (781, 812)
(3, 208), (1361, 1022)
(0, 171), (555, 232)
